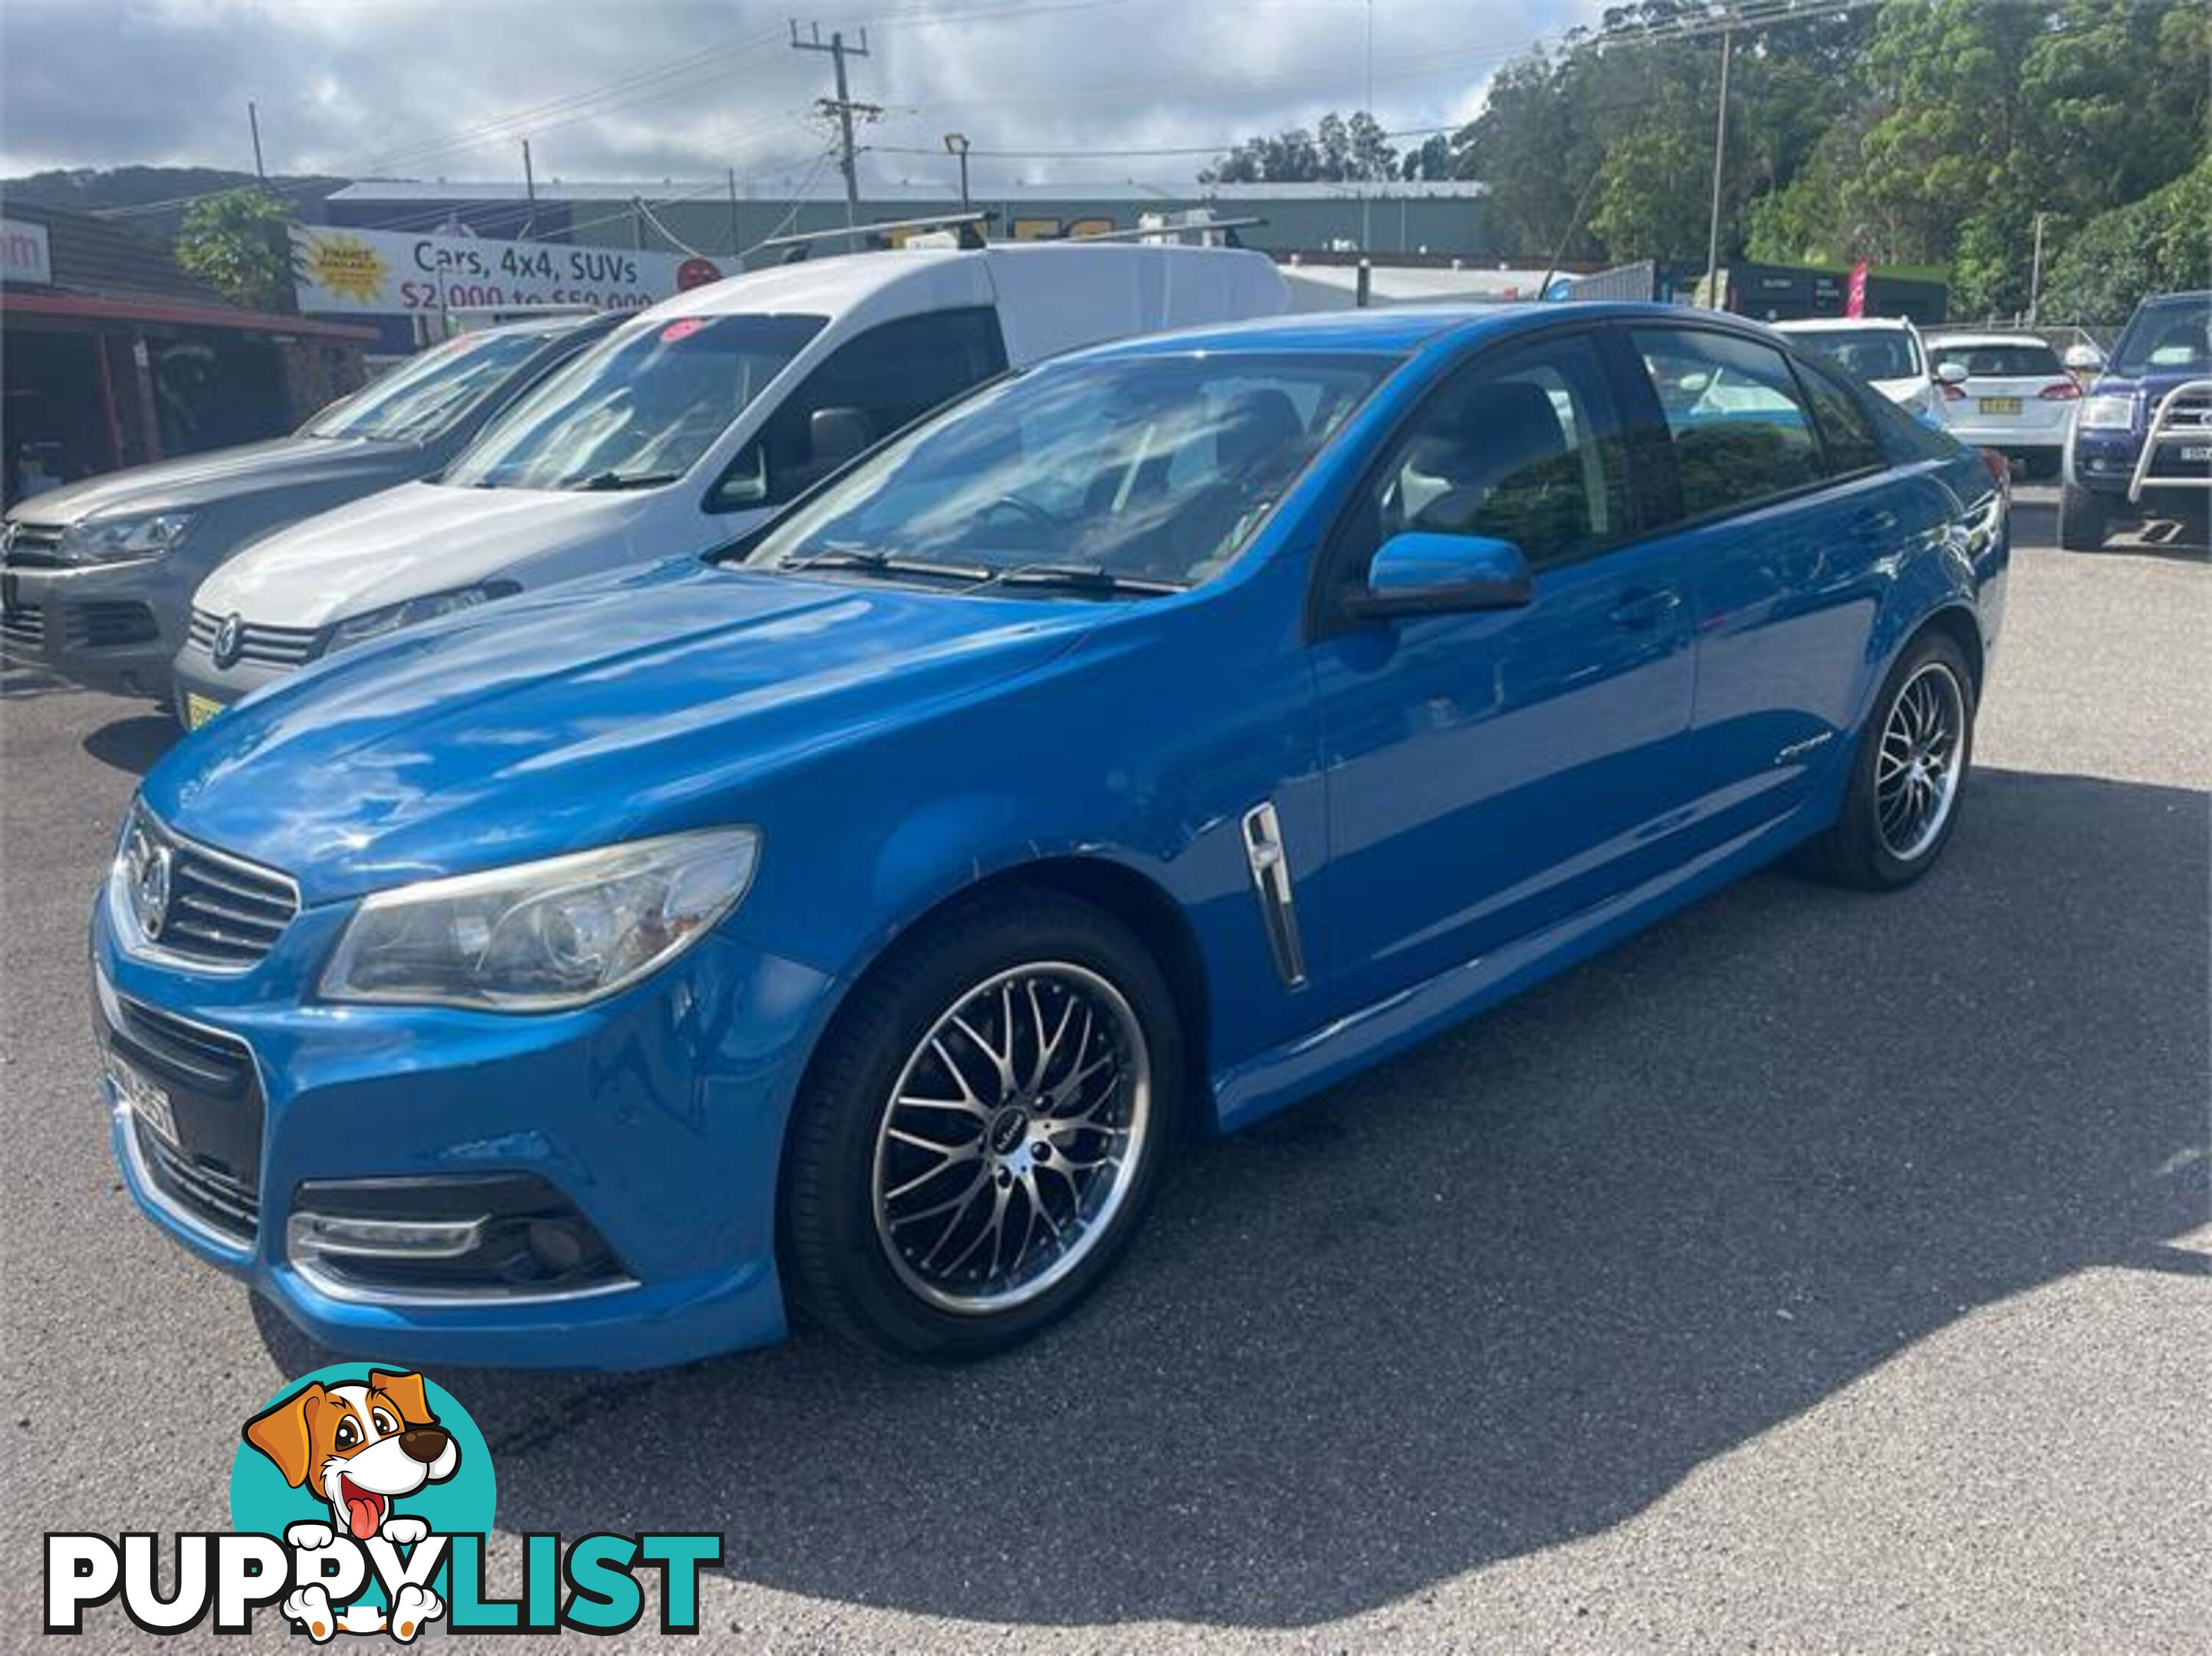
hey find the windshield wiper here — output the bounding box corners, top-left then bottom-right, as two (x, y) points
(978, 561), (1188, 597)
(572, 469), (683, 491)
(780, 547), (994, 581)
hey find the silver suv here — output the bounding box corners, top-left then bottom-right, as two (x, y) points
(2, 312), (615, 703)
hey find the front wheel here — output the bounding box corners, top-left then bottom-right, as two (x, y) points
(2058, 478), (2109, 550)
(781, 892), (1183, 1360)
(1806, 630), (1977, 890)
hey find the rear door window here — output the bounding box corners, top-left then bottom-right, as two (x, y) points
(1794, 364), (1886, 478)
(1629, 329), (1824, 520)
(714, 307), (1008, 510)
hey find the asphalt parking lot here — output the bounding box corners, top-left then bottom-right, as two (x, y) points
(2, 488), (2206, 1651)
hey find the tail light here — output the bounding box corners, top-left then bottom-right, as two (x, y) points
(1941, 381), (1968, 400)
(2038, 381), (2081, 401)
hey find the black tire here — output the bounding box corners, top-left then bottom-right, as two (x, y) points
(1804, 629), (1977, 892)
(2058, 478), (2108, 550)
(781, 889), (1184, 1360)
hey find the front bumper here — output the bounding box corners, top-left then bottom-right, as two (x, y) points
(0, 559), (180, 699)
(93, 878), (839, 1371)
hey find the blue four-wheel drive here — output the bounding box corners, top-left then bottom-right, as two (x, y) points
(94, 303), (2010, 1369)
(2060, 290), (2212, 550)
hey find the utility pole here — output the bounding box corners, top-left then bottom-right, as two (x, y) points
(521, 140), (537, 240)
(248, 101), (267, 186)
(2026, 209), (2049, 325)
(1701, 15), (1734, 309)
(944, 133), (971, 211)
(1360, 0), (1374, 254)
(790, 21), (875, 235)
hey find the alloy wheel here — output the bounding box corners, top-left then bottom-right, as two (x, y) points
(871, 962), (1152, 1314)
(1875, 661), (1966, 861)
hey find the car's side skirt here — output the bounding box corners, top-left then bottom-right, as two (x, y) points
(1208, 799), (1829, 1135)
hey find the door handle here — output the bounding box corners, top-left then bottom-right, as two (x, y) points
(1849, 508), (1899, 542)
(1608, 587), (1681, 629)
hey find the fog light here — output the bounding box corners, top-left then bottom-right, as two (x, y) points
(286, 1173), (629, 1300)
(289, 1211), (486, 1260)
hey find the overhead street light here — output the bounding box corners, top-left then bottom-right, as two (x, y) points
(944, 132), (971, 211)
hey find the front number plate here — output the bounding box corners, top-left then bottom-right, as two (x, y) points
(2181, 445), (2212, 463)
(1978, 397), (2022, 416)
(107, 1051), (179, 1146)
(183, 692), (225, 730)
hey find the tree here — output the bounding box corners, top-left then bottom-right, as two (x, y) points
(2037, 156), (2212, 324)
(175, 188), (301, 313)
(1203, 110), (1396, 185)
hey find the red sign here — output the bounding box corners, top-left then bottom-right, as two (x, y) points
(1845, 259), (1870, 318)
(675, 257), (724, 291)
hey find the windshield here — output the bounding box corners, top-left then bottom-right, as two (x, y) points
(305, 329), (557, 442)
(444, 312), (825, 491)
(744, 351), (1394, 590)
(1790, 328), (1923, 383)
(2111, 295), (2212, 376)
(1929, 340), (2063, 378)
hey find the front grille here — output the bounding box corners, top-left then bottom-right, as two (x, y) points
(188, 607), (322, 669)
(127, 806), (301, 968)
(110, 993), (257, 1097)
(2151, 388), (2212, 433)
(67, 600), (159, 649)
(137, 1119), (258, 1240)
(2, 521), (67, 568)
(0, 602), (43, 647)
(107, 993), (263, 1246)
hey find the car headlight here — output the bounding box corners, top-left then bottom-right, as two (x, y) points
(324, 583), (514, 655)
(61, 510), (196, 564)
(2076, 393), (2135, 431)
(320, 828), (761, 1011)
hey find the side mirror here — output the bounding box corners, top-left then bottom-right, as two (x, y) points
(1343, 533), (1533, 621)
(1934, 360), (1970, 386)
(809, 406), (873, 472)
(2062, 343), (2105, 372)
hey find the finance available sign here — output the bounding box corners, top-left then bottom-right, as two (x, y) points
(293, 225), (721, 316)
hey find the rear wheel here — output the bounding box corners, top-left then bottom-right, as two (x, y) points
(2058, 478), (2109, 550)
(1806, 629), (1976, 891)
(781, 892), (1183, 1360)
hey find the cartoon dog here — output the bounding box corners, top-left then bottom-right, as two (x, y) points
(242, 1371), (458, 1643)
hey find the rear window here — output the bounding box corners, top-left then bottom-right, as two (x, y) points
(1930, 342), (2063, 378)
(1788, 327), (1922, 383)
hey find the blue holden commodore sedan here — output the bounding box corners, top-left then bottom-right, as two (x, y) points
(93, 304), (2008, 1368)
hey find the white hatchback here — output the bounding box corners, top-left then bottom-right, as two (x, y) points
(1922, 331), (2081, 475)
(1772, 317), (1944, 421)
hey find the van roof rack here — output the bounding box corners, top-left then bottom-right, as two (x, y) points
(759, 212), (997, 261)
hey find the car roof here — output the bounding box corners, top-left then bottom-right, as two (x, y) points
(1771, 316), (1918, 333)
(1067, 300), (1784, 363)
(1921, 331), (2056, 349)
(469, 311), (612, 340)
(636, 242), (1274, 324)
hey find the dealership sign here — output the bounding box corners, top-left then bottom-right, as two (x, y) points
(2, 217), (53, 286)
(292, 225), (721, 316)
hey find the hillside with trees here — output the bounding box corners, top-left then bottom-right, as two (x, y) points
(1208, 0), (2208, 320)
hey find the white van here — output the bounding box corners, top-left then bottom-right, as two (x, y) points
(176, 242), (1289, 723)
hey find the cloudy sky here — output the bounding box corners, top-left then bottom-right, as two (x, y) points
(2, 0), (1610, 191)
